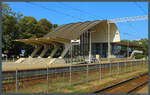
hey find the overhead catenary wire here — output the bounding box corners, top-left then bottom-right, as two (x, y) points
(109, 15), (148, 40)
(127, 21), (147, 39)
(25, 2), (85, 21)
(134, 2), (147, 15)
(109, 15), (148, 23)
(118, 22), (144, 40)
(57, 2), (105, 20)
(127, 23), (142, 38)
(121, 22), (141, 39)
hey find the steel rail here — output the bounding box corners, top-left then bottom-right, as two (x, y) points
(93, 73), (148, 93)
(127, 81), (148, 93)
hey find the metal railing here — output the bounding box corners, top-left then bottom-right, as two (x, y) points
(2, 59), (148, 93)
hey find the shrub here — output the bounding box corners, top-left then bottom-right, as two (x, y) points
(135, 54), (147, 59)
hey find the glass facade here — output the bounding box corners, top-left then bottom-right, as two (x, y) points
(91, 43), (107, 58)
(91, 43), (119, 58)
(65, 31), (120, 59)
(64, 31), (90, 59)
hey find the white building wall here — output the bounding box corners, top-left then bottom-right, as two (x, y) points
(91, 21), (120, 43)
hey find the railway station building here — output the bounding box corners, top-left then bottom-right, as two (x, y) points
(15, 20), (140, 64)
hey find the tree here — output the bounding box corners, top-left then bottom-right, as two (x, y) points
(2, 3), (58, 57)
(139, 38), (148, 55)
(34, 19), (52, 38)
(2, 4), (21, 55)
(18, 16), (37, 39)
(120, 38), (148, 58)
(2, 3), (13, 16)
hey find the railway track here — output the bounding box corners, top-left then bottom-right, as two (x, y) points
(93, 73), (148, 94)
(127, 81), (148, 93)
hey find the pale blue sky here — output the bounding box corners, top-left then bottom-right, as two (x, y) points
(4, 2), (148, 40)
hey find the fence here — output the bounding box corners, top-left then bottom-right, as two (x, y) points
(2, 58), (18, 63)
(2, 59), (148, 93)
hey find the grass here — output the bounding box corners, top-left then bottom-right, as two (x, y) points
(2, 79), (14, 84)
(30, 83), (45, 89)
(65, 85), (75, 90)
(50, 89), (61, 93)
(73, 88), (89, 93)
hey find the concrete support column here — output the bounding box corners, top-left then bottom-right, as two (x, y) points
(38, 44), (49, 58)
(48, 45), (60, 58)
(107, 22), (111, 62)
(59, 43), (71, 59)
(30, 45), (41, 58)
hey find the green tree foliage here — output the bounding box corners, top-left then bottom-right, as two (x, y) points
(2, 4), (14, 16)
(2, 3), (58, 57)
(2, 4), (21, 55)
(135, 54), (147, 59)
(18, 16), (37, 38)
(34, 19), (52, 38)
(138, 38), (148, 55)
(120, 38), (148, 58)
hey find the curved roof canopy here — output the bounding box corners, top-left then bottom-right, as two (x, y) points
(15, 20), (114, 45)
(44, 20), (102, 40)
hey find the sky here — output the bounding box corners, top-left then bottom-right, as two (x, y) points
(4, 2), (148, 41)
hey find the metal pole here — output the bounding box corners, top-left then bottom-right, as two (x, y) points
(89, 31), (91, 63)
(126, 42), (128, 73)
(6, 55), (7, 62)
(46, 64), (49, 93)
(131, 62), (133, 72)
(70, 44), (72, 85)
(136, 61), (138, 70)
(144, 60), (146, 68)
(138, 61), (139, 70)
(141, 60), (143, 69)
(127, 41), (129, 58)
(125, 62), (127, 73)
(136, 61), (137, 70)
(135, 62), (136, 71)
(86, 64), (88, 83)
(13, 56), (14, 62)
(134, 62), (136, 71)
(118, 63), (120, 75)
(109, 63), (112, 76)
(99, 64), (102, 80)
(140, 60), (142, 69)
(107, 22), (111, 62)
(142, 60), (144, 69)
(16, 67), (18, 93)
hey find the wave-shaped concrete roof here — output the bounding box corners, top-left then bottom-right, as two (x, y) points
(15, 20), (106, 45)
(43, 20), (102, 40)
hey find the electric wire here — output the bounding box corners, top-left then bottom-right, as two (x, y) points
(134, 2), (147, 15)
(25, 2), (85, 21)
(57, 2), (105, 20)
